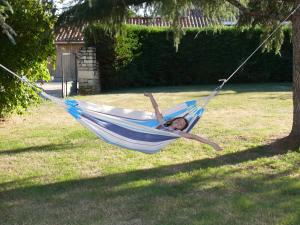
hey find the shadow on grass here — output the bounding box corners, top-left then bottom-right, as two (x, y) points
(0, 137), (299, 225)
(0, 144), (71, 155)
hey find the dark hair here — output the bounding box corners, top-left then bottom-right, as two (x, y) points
(164, 117), (189, 131)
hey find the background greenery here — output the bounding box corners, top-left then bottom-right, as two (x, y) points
(85, 25), (292, 90)
(0, 0), (55, 118)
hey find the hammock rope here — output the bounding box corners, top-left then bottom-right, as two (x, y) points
(198, 4), (300, 110)
(0, 64), (44, 92)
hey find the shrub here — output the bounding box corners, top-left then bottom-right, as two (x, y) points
(0, 0), (55, 118)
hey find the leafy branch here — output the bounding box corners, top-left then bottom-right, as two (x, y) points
(0, 0), (16, 44)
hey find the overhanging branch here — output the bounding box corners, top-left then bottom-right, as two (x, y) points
(226, 0), (249, 14)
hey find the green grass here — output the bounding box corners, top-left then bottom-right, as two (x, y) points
(0, 83), (299, 225)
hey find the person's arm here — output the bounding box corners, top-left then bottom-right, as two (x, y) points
(177, 131), (223, 151)
(144, 93), (164, 122)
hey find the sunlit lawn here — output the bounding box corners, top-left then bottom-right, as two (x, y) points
(0, 83), (299, 225)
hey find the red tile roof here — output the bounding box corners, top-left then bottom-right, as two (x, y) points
(125, 16), (220, 27)
(55, 24), (87, 43)
(55, 16), (235, 43)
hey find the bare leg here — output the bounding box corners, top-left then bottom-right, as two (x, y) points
(179, 132), (223, 151)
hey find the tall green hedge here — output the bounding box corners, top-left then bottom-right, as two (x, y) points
(84, 25), (292, 90)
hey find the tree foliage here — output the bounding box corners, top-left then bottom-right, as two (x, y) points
(0, 0), (16, 44)
(59, 0), (297, 50)
(59, 0), (237, 48)
(0, 0), (55, 118)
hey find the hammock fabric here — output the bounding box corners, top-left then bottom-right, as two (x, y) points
(41, 92), (204, 154)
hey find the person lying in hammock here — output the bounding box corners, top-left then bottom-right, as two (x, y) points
(144, 93), (222, 151)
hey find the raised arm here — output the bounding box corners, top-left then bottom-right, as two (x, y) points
(144, 93), (164, 122)
(177, 131), (223, 151)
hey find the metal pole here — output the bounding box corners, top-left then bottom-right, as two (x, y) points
(66, 80), (68, 97)
(61, 53), (64, 98)
(74, 52), (78, 95)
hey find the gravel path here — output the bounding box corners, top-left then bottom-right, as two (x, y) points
(41, 82), (62, 98)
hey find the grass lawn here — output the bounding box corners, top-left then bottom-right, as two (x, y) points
(0, 83), (299, 225)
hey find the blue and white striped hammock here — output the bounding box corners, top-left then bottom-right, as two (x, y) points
(0, 63), (210, 154)
(41, 92), (205, 154)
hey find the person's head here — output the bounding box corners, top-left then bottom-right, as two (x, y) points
(165, 117), (189, 131)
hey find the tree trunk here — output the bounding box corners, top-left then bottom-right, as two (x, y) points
(290, 0), (300, 138)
